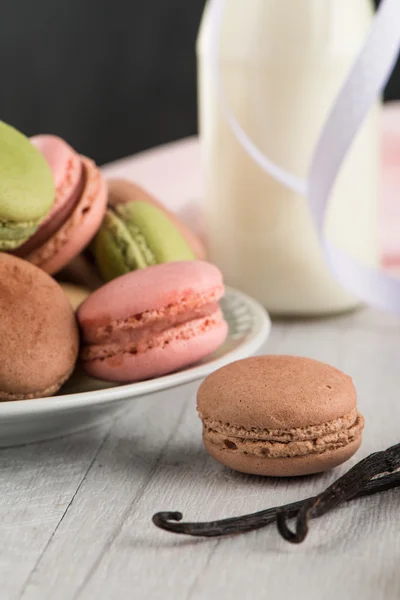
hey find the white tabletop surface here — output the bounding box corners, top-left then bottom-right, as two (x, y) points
(2, 139), (400, 600)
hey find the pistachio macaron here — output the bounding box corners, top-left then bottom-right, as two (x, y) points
(92, 180), (197, 281)
(106, 179), (206, 260)
(197, 355), (364, 477)
(0, 122), (55, 249)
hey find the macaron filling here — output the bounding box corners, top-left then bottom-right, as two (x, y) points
(201, 409), (364, 459)
(80, 286), (225, 361)
(81, 308), (226, 361)
(0, 220), (39, 248)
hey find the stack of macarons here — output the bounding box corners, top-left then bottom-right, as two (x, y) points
(0, 120), (228, 400)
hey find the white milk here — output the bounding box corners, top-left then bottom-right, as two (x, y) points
(197, 0), (380, 315)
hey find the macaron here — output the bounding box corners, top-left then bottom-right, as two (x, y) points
(107, 179), (206, 260)
(0, 254), (79, 401)
(92, 179), (200, 282)
(197, 355), (364, 477)
(60, 282), (91, 311)
(77, 261), (228, 382)
(14, 135), (107, 275)
(0, 121), (55, 249)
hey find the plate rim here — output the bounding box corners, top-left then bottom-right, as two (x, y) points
(0, 286), (270, 417)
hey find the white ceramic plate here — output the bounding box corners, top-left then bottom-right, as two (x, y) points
(0, 287), (270, 447)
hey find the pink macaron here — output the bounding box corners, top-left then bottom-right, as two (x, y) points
(77, 261), (228, 382)
(14, 135), (107, 275)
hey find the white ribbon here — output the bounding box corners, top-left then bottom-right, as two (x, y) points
(210, 0), (400, 315)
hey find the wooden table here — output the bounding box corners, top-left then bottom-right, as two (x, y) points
(2, 139), (400, 600)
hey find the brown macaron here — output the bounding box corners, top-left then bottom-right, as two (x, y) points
(197, 355), (364, 477)
(0, 254), (79, 401)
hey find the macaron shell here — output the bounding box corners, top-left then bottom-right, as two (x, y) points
(0, 254), (79, 400)
(203, 434), (362, 477)
(78, 261), (224, 328)
(0, 122), (55, 248)
(108, 179), (206, 260)
(0, 122), (55, 221)
(83, 318), (228, 382)
(197, 355), (357, 430)
(25, 156), (107, 275)
(117, 201), (195, 265)
(31, 135), (82, 194)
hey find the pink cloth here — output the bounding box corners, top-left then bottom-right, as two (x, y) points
(381, 102), (400, 269)
(102, 104), (400, 267)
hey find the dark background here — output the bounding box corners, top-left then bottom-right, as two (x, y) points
(0, 0), (398, 165)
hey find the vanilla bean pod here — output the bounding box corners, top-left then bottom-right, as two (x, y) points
(152, 444), (400, 539)
(277, 442), (400, 543)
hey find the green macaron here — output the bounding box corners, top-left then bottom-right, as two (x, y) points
(0, 121), (55, 250)
(93, 200), (196, 281)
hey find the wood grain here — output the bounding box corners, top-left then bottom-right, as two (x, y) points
(1, 308), (400, 599)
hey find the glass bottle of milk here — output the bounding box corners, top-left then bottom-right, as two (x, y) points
(197, 0), (380, 316)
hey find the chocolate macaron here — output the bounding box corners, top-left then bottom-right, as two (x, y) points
(197, 355), (364, 477)
(0, 254), (79, 400)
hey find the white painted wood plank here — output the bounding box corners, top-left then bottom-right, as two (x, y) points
(0, 423), (111, 600)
